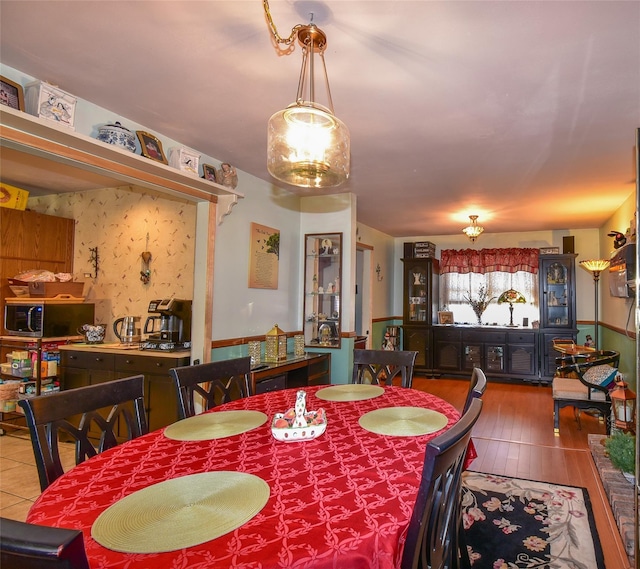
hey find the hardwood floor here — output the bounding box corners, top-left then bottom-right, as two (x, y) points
(413, 375), (631, 569)
(0, 377), (632, 568)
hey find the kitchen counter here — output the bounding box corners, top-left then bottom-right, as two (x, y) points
(58, 343), (191, 359)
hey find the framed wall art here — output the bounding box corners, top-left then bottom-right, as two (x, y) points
(136, 131), (168, 164)
(249, 222), (280, 290)
(202, 164), (218, 183)
(0, 75), (25, 111)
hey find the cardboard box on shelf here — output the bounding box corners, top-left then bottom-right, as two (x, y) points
(0, 182), (29, 210)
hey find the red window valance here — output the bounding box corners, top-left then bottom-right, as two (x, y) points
(440, 248), (539, 274)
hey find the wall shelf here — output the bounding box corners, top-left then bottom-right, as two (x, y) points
(0, 105), (243, 206)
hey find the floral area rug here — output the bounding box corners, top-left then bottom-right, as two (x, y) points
(461, 471), (605, 569)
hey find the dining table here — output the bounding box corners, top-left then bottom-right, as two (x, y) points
(27, 384), (466, 569)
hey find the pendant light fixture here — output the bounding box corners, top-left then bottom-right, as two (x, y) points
(263, 0), (350, 188)
(462, 215), (484, 242)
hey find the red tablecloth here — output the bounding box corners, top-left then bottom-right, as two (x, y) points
(27, 385), (462, 569)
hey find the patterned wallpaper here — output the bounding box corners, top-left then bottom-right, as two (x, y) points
(29, 186), (196, 342)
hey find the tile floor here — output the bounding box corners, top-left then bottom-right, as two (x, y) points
(0, 426), (75, 521)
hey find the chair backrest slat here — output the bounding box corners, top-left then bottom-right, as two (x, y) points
(351, 349), (418, 388)
(170, 357), (252, 419)
(401, 398), (483, 569)
(18, 375), (148, 492)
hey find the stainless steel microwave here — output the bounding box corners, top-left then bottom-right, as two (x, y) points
(4, 300), (95, 337)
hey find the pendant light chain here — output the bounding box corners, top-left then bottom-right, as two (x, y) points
(263, 0), (303, 46)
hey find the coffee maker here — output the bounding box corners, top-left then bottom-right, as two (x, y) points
(141, 298), (192, 351)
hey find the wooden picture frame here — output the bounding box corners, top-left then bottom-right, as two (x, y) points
(0, 75), (25, 111)
(202, 163), (218, 183)
(136, 131), (167, 164)
(438, 311), (454, 325)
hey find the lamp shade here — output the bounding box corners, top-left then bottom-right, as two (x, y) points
(497, 289), (526, 304)
(579, 259), (610, 276)
(267, 103), (350, 188)
(462, 215), (484, 242)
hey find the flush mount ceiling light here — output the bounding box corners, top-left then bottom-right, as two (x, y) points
(264, 0), (350, 189)
(462, 215), (484, 242)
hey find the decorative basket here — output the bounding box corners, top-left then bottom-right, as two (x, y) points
(0, 381), (21, 401)
(271, 390), (327, 442)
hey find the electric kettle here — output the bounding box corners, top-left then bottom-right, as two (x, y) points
(113, 316), (141, 344)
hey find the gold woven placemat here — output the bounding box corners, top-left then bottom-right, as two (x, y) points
(91, 471), (270, 553)
(315, 384), (385, 401)
(164, 410), (267, 441)
(358, 406), (448, 436)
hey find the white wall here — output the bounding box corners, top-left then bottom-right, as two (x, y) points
(355, 223), (396, 321)
(212, 173), (302, 339)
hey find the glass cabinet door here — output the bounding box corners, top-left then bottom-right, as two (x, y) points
(303, 233), (342, 348)
(404, 261), (428, 322)
(540, 254), (576, 329)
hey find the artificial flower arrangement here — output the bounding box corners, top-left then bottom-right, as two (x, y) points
(464, 285), (496, 324)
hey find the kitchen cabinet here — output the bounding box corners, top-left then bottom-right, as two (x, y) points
(538, 254), (578, 381)
(401, 258), (439, 372)
(303, 233), (342, 348)
(0, 208), (75, 333)
(59, 346), (190, 436)
(113, 353), (189, 432)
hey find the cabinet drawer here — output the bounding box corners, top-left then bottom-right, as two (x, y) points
(434, 327), (461, 341)
(255, 374), (286, 394)
(114, 354), (187, 375)
(463, 330), (506, 343)
(60, 351), (114, 370)
(507, 331), (535, 344)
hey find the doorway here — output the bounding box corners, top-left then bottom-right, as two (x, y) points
(355, 245), (373, 348)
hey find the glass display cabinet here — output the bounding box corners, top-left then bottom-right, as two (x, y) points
(540, 254), (577, 329)
(303, 233), (342, 348)
(401, 257), (439, 371)
(539, 253), (578, 380)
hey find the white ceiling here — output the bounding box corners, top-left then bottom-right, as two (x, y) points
(1, 1), (638, 237)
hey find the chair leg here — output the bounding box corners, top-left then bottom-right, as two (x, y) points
(553, 401), (560, 435)
(573, 407), (582, 430)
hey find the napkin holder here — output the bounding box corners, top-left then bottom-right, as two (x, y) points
(271, 390), (326, 442)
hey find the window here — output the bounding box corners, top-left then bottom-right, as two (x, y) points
(439, 248), (539, 326)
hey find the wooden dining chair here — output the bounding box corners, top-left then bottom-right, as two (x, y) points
(462, 367), (487, 414)
(0, 517), (89, 569)
(351, 349), (418, 388)
(169, 356), (252, 419)
(401, 397), (483, 569)
(18, 374), (148, 492)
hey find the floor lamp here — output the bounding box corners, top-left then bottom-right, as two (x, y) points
(579, 259), (610, 350)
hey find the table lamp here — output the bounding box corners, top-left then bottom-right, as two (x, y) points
(497, 289), (526, 327)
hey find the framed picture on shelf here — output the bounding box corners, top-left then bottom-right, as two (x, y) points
(136, 131), (168, 164)
(202, 164), (218, 183)
(539, 247), (560, 255)
(0, 75), (25, 111)
(438, 311), (454, 325)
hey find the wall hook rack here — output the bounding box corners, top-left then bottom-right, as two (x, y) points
(376, 263), (384, 281)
